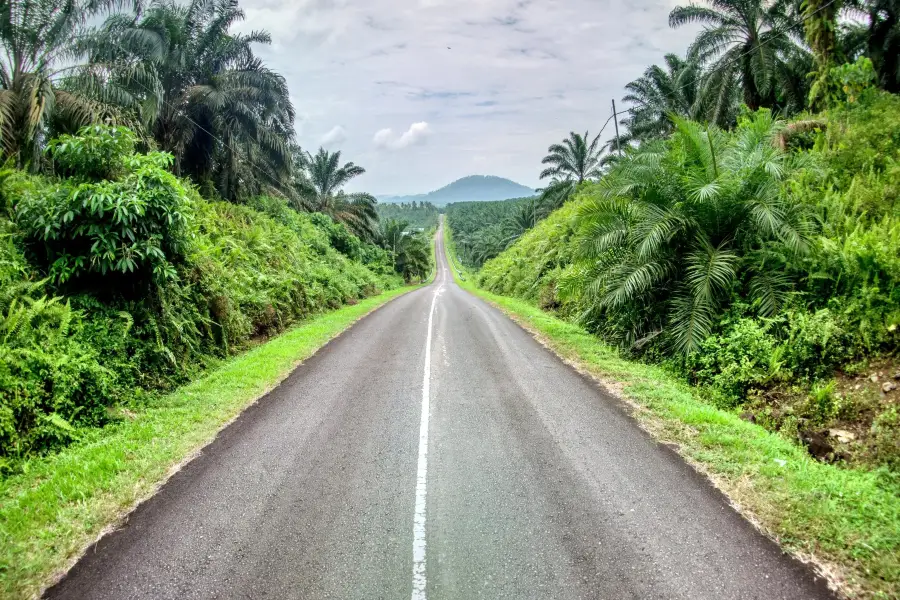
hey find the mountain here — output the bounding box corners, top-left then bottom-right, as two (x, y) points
(379, 175), (535, 206)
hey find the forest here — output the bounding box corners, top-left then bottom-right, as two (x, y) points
(376, 201), (441, 231)
(450, 1), (900, 476)
(445, 197), (539, 267)
(0, 0), (432, 469)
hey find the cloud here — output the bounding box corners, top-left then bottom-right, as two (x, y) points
(373, 122), (432, 150)
(320, 125), (348, 147)
(236, 0), (702, 194)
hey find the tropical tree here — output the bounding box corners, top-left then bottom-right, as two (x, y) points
(669, 0), (810, 116)
(843, 0), (900, 92)
(568, 111), (811, 353)
(0, 0), (140, 168)
(378, 219), (431, 281)
(296, 148), (378, 240)
(538, 131), (604, 211)
(82, 0), (295, 201)
(540, 131), (604, 183)
(620, 53), (711, 143)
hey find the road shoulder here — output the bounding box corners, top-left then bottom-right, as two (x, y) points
(443, 225), (899, 600)
(0, 285), (418, 600)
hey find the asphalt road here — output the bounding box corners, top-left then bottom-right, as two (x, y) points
(46, 222), (835, 600)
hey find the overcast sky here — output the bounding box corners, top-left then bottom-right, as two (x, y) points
(236, 0), (701, 195)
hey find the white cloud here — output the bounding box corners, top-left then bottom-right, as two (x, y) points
(320, 125), (348, 147)
(373, 121), (432, 150)
(373, 128), (394, 147)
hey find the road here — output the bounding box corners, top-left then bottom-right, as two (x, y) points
(46, 222), (834, 600)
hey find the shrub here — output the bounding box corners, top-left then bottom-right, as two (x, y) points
(682, 314), (783, 407)
(14, 126), (191, 285)
(0, 282), (116, 461)
(0, 129), (402, 465)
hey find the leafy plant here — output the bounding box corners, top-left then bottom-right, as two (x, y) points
(573, 110), (811, 353)
(14, 126), (191, 285)
(294, 148), (378, 240)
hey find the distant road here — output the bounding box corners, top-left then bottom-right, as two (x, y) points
(47, 222), (834, 600)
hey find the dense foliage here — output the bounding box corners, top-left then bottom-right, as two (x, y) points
(608, 0), (900, 151)
(0, 126), (402, 467)
(378, 219), (433, 282)
(477, 88), (900, 471)
(445, 197), (538, 268)
(0, 0), (437, 470)
(79, 0), (295, 202)
(376, 201), (440, 231)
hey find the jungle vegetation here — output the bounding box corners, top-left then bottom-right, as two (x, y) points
(0, 0), (431, 467)
(455, 0), (900, 476)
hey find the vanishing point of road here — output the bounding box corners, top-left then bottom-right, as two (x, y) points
(46, 221), (835, 600)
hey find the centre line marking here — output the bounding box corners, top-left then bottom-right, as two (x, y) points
(411, 281), (442, 600)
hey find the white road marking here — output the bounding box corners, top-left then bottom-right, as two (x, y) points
(411, 282), (443, 600)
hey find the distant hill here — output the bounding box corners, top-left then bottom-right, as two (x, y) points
(379, 175), (535, 206)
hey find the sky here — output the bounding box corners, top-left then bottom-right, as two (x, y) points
(236, 0), (701, 196)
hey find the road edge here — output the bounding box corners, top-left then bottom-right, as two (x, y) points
(0, 283), (423, 600)
(440, 225), (900, 600)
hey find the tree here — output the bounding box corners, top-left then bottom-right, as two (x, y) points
(540, 131), (604, 183)
(297, 148), (378, 240)
(620, 54), (710, 143)
(0, 0), (140, 168)
(571, 111), (811, 353)
(804, 0), (844, 108)
(669, 0), (810, 115)
(844, 0), (900, 93)
(82, 0), (295, 201)
(537, 131), (603, 211)
(377, 218), (431, 282)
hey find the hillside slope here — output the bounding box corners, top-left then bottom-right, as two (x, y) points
(380, 175), (534, 206)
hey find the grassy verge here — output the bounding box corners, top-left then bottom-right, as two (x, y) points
(443, 227), (899, 600)
(0, 285), (417, 600)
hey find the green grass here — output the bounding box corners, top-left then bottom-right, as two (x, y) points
(443, 226), (899, 600)
(0, 285), (417, 600)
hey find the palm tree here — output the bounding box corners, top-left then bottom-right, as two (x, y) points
(620, 53), (712, 143)
(537, 131), (603, 212)
(669, 0), (810, 115)
(573, 111), (811, 353)
(82, 0), (295, 201)
(540, 131), (604, 183)
(0, 0), (140, 168)
(377, 219), (431, 281)
(297, 148), (378, 240)
(843, 0), (900, 92)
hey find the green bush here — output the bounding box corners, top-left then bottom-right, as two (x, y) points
(682, 314), (782, 407)
(15, 126), (191, 285)
(0, 282), (117, 460)
(0, 127), (403, 465)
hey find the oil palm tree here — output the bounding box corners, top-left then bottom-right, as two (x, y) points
(378, 219), (431, 281)
(297, 148), (378, 240)
(538, 131), (603, 212)
(82, 0), (295, 201)
(572, 111), (811, 353)
(540, 131), (604, 183)
(0, 0), (141, 168)
(620, 53), (710, 143)
(669, 0), (810, 115)
(843, 0), (900, 92)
